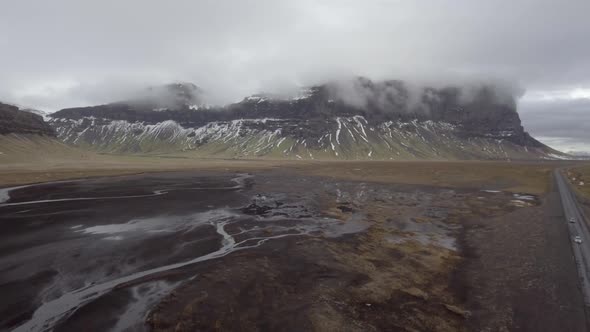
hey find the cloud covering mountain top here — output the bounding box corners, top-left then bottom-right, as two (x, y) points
(0, 0), (589, 151)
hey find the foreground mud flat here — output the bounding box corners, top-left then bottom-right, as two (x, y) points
(0, 168), (585, 331)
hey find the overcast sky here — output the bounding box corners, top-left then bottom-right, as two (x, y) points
(0, 0), (589, 152)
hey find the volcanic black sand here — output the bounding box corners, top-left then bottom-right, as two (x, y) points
(0, 168), (586, 331)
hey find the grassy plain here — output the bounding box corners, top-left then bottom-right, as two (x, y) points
(568, 165), (590, 200)
(0, 134), (560, 194)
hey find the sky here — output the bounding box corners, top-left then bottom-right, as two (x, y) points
(0, 0), (589, 153)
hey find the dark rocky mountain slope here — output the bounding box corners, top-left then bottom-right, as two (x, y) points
(0, 102), (55, 136)
(48, 79), (565, 160)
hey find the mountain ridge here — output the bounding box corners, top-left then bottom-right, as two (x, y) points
(0, 102), (55, 136)
(47, 78), (566, 160)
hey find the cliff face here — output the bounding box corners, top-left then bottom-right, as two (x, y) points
(0, 103), (55, 136)
(47, 79), (562, 160)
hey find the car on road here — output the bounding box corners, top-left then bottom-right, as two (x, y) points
(575, 236), (583, 244)
(569, 217), (576, 223)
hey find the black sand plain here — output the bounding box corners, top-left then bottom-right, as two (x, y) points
(0, 168), (586, 331)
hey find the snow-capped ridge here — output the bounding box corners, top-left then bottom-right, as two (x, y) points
(49, 115), (559, 160)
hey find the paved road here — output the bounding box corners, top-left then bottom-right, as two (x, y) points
(555, 169), (590, 306)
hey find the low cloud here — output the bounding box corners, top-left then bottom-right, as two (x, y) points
(327, 77), (524, 115)
(1, 0), (589, 110)
(0, 0), (589, 151)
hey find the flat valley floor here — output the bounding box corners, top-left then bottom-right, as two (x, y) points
(0, 161), (588, 331)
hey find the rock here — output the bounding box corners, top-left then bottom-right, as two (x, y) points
(47, 78), (564, 159)
(402, 287), (429, 301)
(241, 203), (273, 215)
(0, 102), (55, 136)
(49, 79), (530, 143)
(443, 303), (471, 318)
(337, 205), (354, 213)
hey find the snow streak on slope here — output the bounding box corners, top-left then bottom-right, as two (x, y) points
(49, 116), (562, 160)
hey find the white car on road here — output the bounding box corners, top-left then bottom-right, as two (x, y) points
(569, 217), (576, 223)
(575, 236), (583, 244)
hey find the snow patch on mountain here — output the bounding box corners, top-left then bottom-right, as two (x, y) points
(48, 115), (558, 160)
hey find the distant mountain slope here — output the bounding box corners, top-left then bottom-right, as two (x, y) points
(0, 102), (55, 136)
(0, 102), (89, 166)
(48, 79), (567, 160)
(0, 133), (86, 165)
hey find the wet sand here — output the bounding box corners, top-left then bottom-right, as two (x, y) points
(2, 171), (388, 331)
(0, 172), (250, 330)
(0, 167), (586, 331)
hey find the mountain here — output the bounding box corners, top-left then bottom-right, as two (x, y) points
(0, 102), (55, 136)
(20, 107), (49, 119)
(0, 102), (90, 166)
(131, 82), (207, 111)
(567, 151), (590, 160)
(47, 78), (566, 160)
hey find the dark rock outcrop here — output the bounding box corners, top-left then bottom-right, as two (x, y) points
(47, 78), (563, 159)
(50, 79), (534, 145)
(0, 103), (55, 136)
